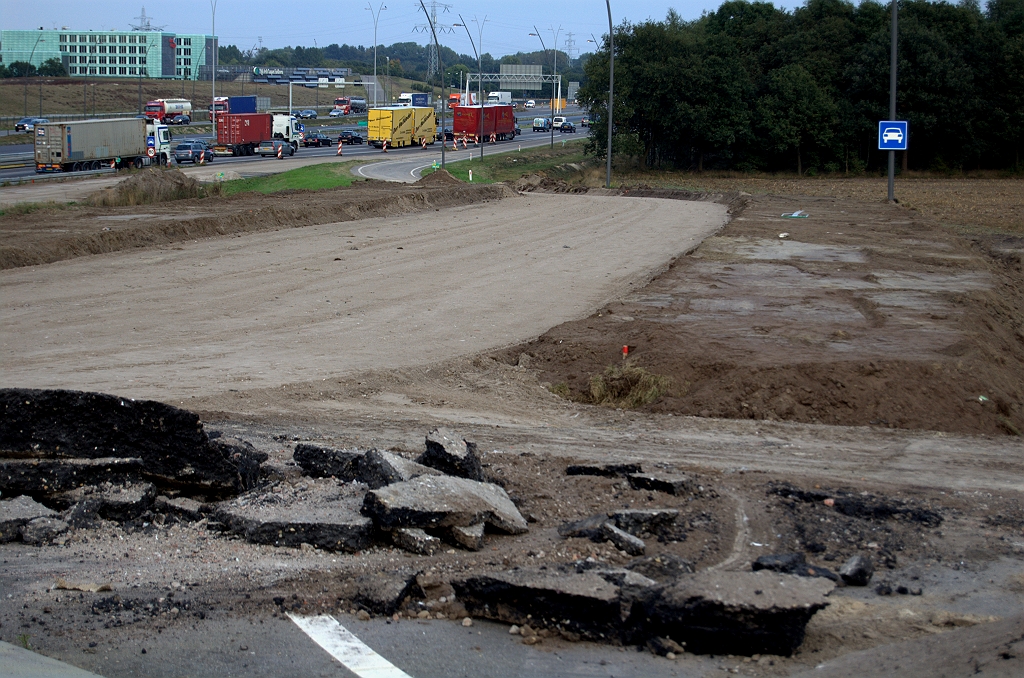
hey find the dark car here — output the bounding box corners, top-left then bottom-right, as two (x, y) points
(15, 117), (48, 132)
(173, 142), (214, 164)
(513, 124), (522, 137)
(298, 109), (318, 119)
(559, 121), (576, 133)
(171, 114), (191, 125)
(338, 130), (364, 145)
(436, 127), (454, 141)
(258, 139), (295, 157)
(302, 131), (332, 147)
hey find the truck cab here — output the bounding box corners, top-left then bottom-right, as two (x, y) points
(272, 114), (303, 152)
(397, 93), (414, 106)
(146, 122), (172, 165)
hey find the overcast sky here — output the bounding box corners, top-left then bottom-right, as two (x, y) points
(2, 0), (809, 58)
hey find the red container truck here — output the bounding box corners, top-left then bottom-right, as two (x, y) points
(451, 104), (515, 143)
(213, 113), (273, 156)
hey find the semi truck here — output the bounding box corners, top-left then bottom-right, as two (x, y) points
(212, 113), (273, 156)
(34, 117), (172, 173)
(333, 96), (368, 115)
(452, 104), (516, 143)
(447, 92), (478, 108)
(271, 113), (303, 152)
(144, 99), (192, 124)
(486, 91), (512, 105)
(211, 95), (257, 118)
(368, 106), (416, 148)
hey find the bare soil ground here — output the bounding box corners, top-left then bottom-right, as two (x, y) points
(1, 172), (1023, 677)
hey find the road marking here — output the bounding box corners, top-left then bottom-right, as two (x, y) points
(288, 613), (414, 678)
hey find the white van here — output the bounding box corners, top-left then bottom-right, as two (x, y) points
(524, 100), (536, 109)
(532, 117), (551, 132)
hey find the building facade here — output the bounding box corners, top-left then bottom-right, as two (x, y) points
(1, 29), (215, 80)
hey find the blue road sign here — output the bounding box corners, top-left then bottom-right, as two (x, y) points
(878, 121), (908, 151)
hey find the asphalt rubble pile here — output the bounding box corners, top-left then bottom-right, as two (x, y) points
(1, 387), (850, 657)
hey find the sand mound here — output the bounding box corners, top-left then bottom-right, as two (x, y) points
(86, 168), (207, 207)
(414, 169), (464, 187)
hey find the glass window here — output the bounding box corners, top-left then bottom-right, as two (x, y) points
(120, 35), (127, 43)
(60, 34), (67, 43)
(99, 35), (106, 43)
(90, 46), (97, 53)
(139, 36), (147, 44)
(139, 57), (146, 65)
(89, 35), (96, 42)
(99, 56), (106, 64)
(119, 57), (126, 64)
(130, 35), (137, 43)
(89, 67), (96, 74)
(120, 67), (127, 74)
(99, 67), (107, 74)
(129, 57), (136, 64)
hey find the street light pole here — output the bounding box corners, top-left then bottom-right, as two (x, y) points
(887, 0), (898, 203)
(209, 0), (219, 139)
(529, 28), (554, 149)
(417, 0), (444, 169)
(366, 2), (387, 108)
(605, 1), (614, 189)
(550, 26), (562, 116)
(25, 32), (45, 117)
(455, 15), (486, 160)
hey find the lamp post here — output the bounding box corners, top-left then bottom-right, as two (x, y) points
(138, 40), (154, 115)
(550, 26), (562, 116)
(25, 32), (45, 117)
(366, 2), (386, 108)
(529, 28), (555, 149)
(454, 15), (486, 159)
(211, 0), (218, 139)
(417, 0), (444, 169)
(605, 2), (614, 189)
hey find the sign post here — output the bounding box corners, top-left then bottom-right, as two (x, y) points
(878, 120), (908, 201)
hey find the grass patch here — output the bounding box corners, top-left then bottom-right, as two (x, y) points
(0, 201), (74, 217)
(588, 361), (671, 409)
(220, 161), (367, 196)
(422, 138), (588, 184)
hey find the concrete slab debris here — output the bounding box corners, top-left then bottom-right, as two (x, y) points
(627, 471), (696, 496)
(632, 570), (834, 656)
(416, 427), (484, 481)
(0, 495), (57, 542)
(565, 463), (643, 478)
(362, 475), (528, 534)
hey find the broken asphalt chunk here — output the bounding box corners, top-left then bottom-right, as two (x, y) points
(391, 528), (442, 555)
(0, 388), (263, 496)
(0, 495), (57, 542)
(624, 554), (696, 582)
(565, 463), (642, 478)
(357, 449), (442, 489)
(353, 573), (417, 615)
(632, 570), (833, 656)
(627, 472), (695, 496)
(609, 509), (679, 535)
(362, 475), (528, 534)
(20, 516), (69, 544)
(839, 554), (875, 586)
(0, 457), (145, 496)
(601, 522), (645, 556)
(451, 568), (624, 641)
(416, 427), (484, 481)
(53, 482), (157, 522)
(753, 553), (838, 581)
(293, 444), (363, 480)
(448, 522), (486, 551)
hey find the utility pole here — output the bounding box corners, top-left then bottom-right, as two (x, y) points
(887, 0), (898, 203)
(211, 0), (218, 139)
(606, 1), (614, 189)
(366, 2), (386, 107)
(417, 0), (445, 169)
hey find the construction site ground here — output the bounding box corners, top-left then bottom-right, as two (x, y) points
(1, 170), (1023, 677)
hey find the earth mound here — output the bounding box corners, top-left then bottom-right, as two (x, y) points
(86, 168), (206, 207)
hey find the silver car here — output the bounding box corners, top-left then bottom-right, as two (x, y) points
(174, 142), (214, 164)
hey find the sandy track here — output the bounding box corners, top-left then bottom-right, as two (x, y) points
(0, 193), (727, 400)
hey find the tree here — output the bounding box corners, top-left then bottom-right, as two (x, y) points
(37, 57), (67, 77)
(757, 64), (838, 173)
(7, 61), (37, 78)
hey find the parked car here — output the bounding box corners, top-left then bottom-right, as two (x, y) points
(302, 131), (332, 147)
(559, 121), (576, 133)
(298, 109), (318, 119)
(173, 142), (214, 164)
(524, 100), (535, 109)
(328, 109), (347, 118)
(338, 130), (364, 145)
(15, 117), (48, 132)
(580, 117), (590, 127)
(171, 114), (191, 125)
(258, 139), (295, 157)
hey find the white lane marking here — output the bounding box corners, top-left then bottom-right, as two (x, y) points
(288, 613), (414, 678)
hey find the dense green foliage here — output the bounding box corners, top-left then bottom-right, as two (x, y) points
(579, 0), (1024, 172)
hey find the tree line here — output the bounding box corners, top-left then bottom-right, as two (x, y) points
(0, 58), (67, 78)
(579, 0), (1024, 173)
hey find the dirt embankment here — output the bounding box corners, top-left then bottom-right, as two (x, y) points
(497, 190), (1024, 437)
(0, 169), (514, 270)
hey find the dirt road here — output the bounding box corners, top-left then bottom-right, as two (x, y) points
(0, 192), (727, 399)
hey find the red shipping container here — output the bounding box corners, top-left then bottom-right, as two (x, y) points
(451, 105), (515, 142)
(217, 113), (273, 146)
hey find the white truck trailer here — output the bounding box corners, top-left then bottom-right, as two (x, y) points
(34, 118), (172, 173)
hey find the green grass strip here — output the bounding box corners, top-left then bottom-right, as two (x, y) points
(220, 161), (368, 196)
